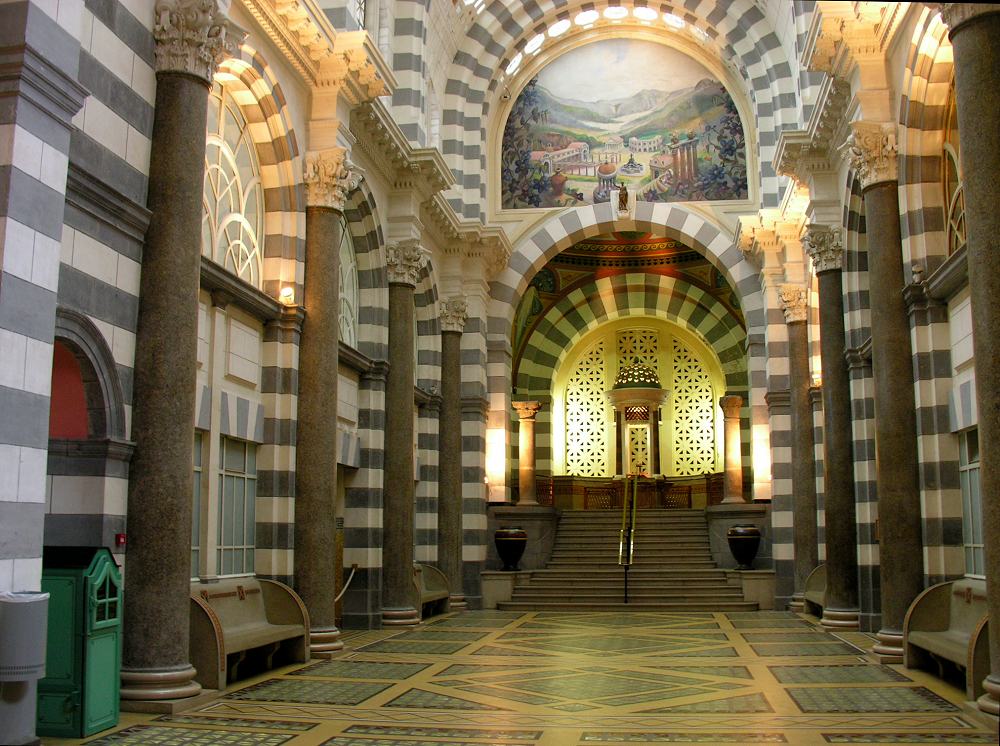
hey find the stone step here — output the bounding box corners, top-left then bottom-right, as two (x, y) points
(497, 600), (758, 612)
(545, 561), (718, 569)
(530, 566), (726, 575)
(510, 588), (743, 599)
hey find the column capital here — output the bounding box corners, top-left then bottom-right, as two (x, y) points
(719, 395), (743, 418)
(386, 239), (428, 286)
(512, 400), (542, 421)
(303, 147), (360, 210)
(846, 121), (898, 189)
(440, 296), (468, 333)
(933, 3), (1000, 34)
(804, 223), (844, 273)
(153, 0), (246, 83)
(779, 284), (809, 324)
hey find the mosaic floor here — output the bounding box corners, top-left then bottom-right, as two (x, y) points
(46, 611), (998, 745)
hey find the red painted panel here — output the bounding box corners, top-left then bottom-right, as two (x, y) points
(49, 342), (89, 439)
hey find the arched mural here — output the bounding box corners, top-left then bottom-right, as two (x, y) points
(500, 39), (748, 209)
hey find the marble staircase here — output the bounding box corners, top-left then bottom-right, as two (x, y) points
(497, 509), (757, 612)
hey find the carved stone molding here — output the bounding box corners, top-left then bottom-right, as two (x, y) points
(846, 121), (898, 189)
(934, 3), (1000, 34)
(440, 297), (468, 333)
(804, 224), (844, 274)
(303, 147), (360, 210)
(719, 395), (744, 418)
(512, 400), (543, 421)
(779, 285), (809, 324)
(153, 0), (246, 83)
(386, 239), (427, 286)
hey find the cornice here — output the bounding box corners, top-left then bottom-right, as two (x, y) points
(775, 76), (852, 181)
(200, 256), (283, 320)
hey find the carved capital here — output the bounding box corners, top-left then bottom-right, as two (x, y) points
(934, 3), (1000, 34)
(846, 121), (898, 189)
(153, 0), (246, 83)
(512, 400), (542, 421)
(303, 147), (360, 209)
(386, 239), (427, 286)
(440, 297), (468, 333)
(804, 223), (844, 273)
(778, 284), (809, 324)
(719, 395), (743, 419)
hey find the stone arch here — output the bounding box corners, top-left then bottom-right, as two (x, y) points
(216, 45), (304, 299)
(342, 181), (389, 362)
(414, 259), (442, 392)
(53, 307), (127, 441)
(439, 0), (801, 216)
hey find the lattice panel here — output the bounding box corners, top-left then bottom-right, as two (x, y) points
(617, 328), (659, 372)
(565, 340), (608, 476)
(671, 338), (716, 476)
(628, 425), (650, 475)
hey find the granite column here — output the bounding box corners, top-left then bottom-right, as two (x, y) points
(121, 3), (243, 702)
(940, 2), (1000, 715)
(294, 150), (358, 653)
(513, 401), (543, 505)
(438, 298), (468, 609)
(848, 122), (923, 658)
(382, 241), (426, 626)
(805, 225), (860, 629)
(719, 395), (744, 503)
(780, 286), (819, 611)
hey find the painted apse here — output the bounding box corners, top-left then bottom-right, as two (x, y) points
(501, 39), (748, 209)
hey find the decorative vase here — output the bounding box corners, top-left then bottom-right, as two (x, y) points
(726, 524), (761, 570)
(494, 526), (528, 571)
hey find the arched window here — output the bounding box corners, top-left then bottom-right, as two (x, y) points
(203, 82), (265, 288)
(338, 215), (359, 348)
(943, 81), (965, 256)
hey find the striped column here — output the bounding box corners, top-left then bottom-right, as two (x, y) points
(121, 2), (244, 703)
(780, 285), (818, 611)
(939, 2), (1000, 716)
(438, 297), (468, 609)
(295, 149), (358, 655)
(805, 225), (860, 629)
(848, 122), (923, 661)
(382, 240), (426, 626)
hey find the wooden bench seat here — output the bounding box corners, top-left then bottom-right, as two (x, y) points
(904, 578), (989, 701)
(803, 563), (826, 615)
(190, 578), (310, 690)
(413, 563), (450, 620)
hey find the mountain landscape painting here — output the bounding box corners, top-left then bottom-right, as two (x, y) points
(500, 39), (748, 209)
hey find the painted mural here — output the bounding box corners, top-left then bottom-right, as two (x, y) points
(500, 39), (748, 209)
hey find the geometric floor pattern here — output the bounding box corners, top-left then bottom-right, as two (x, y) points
(46, 611), (998, 745)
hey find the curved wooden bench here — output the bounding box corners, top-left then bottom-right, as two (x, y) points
(190, 578), (309, 690)
(904, 578), (989, 701)
(803, 563), (826, 616)
(414, 563), (450, 619)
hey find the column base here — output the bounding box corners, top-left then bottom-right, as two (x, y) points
(977, 674), (1000, 717)
(871, 628), (904, 663)
(310, 626), (344, 657)
(821, 607), (860, 629)
(449, 594), (468, 610)
(382, 607), (420, 626)
(787, 593), (804, 613)
(120, 665), (202, 702)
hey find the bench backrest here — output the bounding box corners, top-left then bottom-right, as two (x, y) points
(415, 563), (449, 593)
(195, 579), (268, 628)
(948, 578), (988, 633)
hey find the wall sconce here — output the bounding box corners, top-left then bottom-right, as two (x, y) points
(279, 286), (296, 306)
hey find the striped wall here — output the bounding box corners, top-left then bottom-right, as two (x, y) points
(389, 0), (430, 145)
(439, 0), (803, 220)
(415, 262), (442, 563)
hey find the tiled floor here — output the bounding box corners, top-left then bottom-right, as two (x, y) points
(46, 611), (998, 745)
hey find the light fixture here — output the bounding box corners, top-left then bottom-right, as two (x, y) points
(633, 7), (658, 21)
(279, 286), (295, 305)
(604, 7), (628, 20)
(505, 52), (523, 75)
(664, 12), (686, 29)
(525, 33), (544, 54)
(575, 9), (599, 25)
(548, 18), (571, 37)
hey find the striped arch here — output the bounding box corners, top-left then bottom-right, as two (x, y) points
(414, 259), (442, 564)
(217, 45), (304, 300)
(515, 273), (747, 398)
(342, 182), (389, 362)
(437, 0), (803, 219)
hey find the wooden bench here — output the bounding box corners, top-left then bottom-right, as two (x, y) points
(803, 563), (826, 615)
(413, 563), (450, 619)
(904, 577), (989, 700)
(190, 578), (309, 690)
